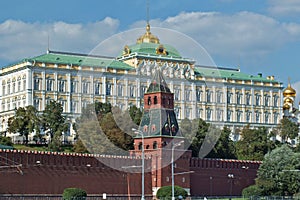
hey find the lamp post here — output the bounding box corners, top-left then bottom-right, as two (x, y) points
(132, 128), (145, 200)
(172, 141), (184, 200)
(228, 173), (234, 200)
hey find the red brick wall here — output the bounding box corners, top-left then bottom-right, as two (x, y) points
(189, 158), (261, 196)
(0, 150), (260, 196)
(0, 149), (152, 196)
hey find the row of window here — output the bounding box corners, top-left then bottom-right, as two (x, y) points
(184, 108), (279, 124)
(190, 90), (279, 106)
(33, 78), (280, 107)
(2, 79), (26, 95)
(34, 78), (148, 97)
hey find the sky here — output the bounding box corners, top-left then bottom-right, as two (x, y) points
(0, 0), (300, 102)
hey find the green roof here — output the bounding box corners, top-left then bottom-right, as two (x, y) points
(121, 43), (182, 58)
(194, 66), (279, 83)
(21, 51), (134, 70)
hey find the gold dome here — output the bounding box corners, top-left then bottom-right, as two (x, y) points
(284, 97), (294, 104)
(136, 23), (160, 44)
(283, 83), (296, 97)
(283, 103), (290, 110)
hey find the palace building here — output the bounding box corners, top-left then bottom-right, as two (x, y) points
(0, 23), (283, 142)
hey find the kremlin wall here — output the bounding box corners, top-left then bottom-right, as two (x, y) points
(0, 149), (260, 197)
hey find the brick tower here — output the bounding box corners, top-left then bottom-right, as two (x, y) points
(131, 69), (192, 197)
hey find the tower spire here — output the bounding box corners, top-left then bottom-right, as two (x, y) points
(146, 0), (149, 24)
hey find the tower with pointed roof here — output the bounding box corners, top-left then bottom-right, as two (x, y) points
(131, 67), (192, 196)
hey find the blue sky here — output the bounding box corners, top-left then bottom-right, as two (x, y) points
(1, 0), (300, 101)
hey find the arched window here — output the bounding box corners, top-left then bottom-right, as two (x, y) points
(154, 96), (158, 104)
(138, 142), (143, 150)
(153, 141), (158, 149)
(148, 97), (151, 105)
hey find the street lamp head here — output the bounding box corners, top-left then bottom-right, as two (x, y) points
(173, 140), (184, 147)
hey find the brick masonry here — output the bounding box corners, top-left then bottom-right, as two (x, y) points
(0, 149), (260, 196)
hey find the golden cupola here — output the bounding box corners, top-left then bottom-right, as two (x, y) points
(136, 23), (160, 44)
(283, 103), (291, 110)
(283, 83), (296, 97)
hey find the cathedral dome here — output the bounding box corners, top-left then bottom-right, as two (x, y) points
(283, 103), (290, 110)
(136, 23), (160, 44)
(283, 83), (296, 97)
(284, 97), (293, 104)
(120, 23), (182, 58)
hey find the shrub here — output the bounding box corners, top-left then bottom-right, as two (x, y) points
(156, 185), (188, 200)
(62, 188), (87, 200)
(242, 184), (262, 197)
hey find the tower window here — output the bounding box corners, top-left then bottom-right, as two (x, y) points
(148, 97), (151, 105)
(153, 141), (158, 149)
(154, 96), (158, 104)
(138, 142), (143, 150)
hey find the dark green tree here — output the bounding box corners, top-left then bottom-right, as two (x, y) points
(256, 145), (300, 196)
(62, 188), (87, 200)
(235, 125), (275, 161)
(7, 106), (40, 144)
(188, 118), (210, 157)
(128, 105), (143, 125)
(41, 101), (69, 150)
(73, 139), (88, 153)
(206, 127), (237, 159)
(0, 136), (13, 146)
(76, 104), (134, 155)
(277, 118), (299, 142)
(156, 185), (188, 200)
(100, 111), (134, 151)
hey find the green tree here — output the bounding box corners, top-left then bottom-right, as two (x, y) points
(235, 126), (275, 161)
(73, 139), (88, 153)
(188, 118), (210, 157)
(7, 106), (40, 144)
(76, 104), (134, 155)
(156, 185), (188, 200)
(128, 105), (143, 125)
(256, 145), (300, 196)
(0, 136), (13, 146)
(62, 188), (87, 200)
(41, 101), (69, 150)
(206, 127), (236, 159)
(100, 111), (134, 151)
(276, 118), (299, 142)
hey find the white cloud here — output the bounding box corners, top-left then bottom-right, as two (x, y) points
(130, 11), (300, 63)
(268, 0), (300, 16)
(0, 17), (119, 64)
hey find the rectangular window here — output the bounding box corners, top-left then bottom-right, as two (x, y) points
(23, 80), (26, 91)
(246, 93), (251, 105)
(34, 79), (40, 90)
(130, 85), (135, 97)
(196, 89), (202, 102)
(82, 82), (89, 94)
(174, 89), (180, 101)
(18, 81), (21, 92)
(46, 79), (53, 91)
(71, 101), (77, 113)
(185, 90), (190, 101)
(95, 82), (101, 95)
(106, 83), (111, 96)
(58, 80), (65, 92)
(71, 81), (77, 93)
